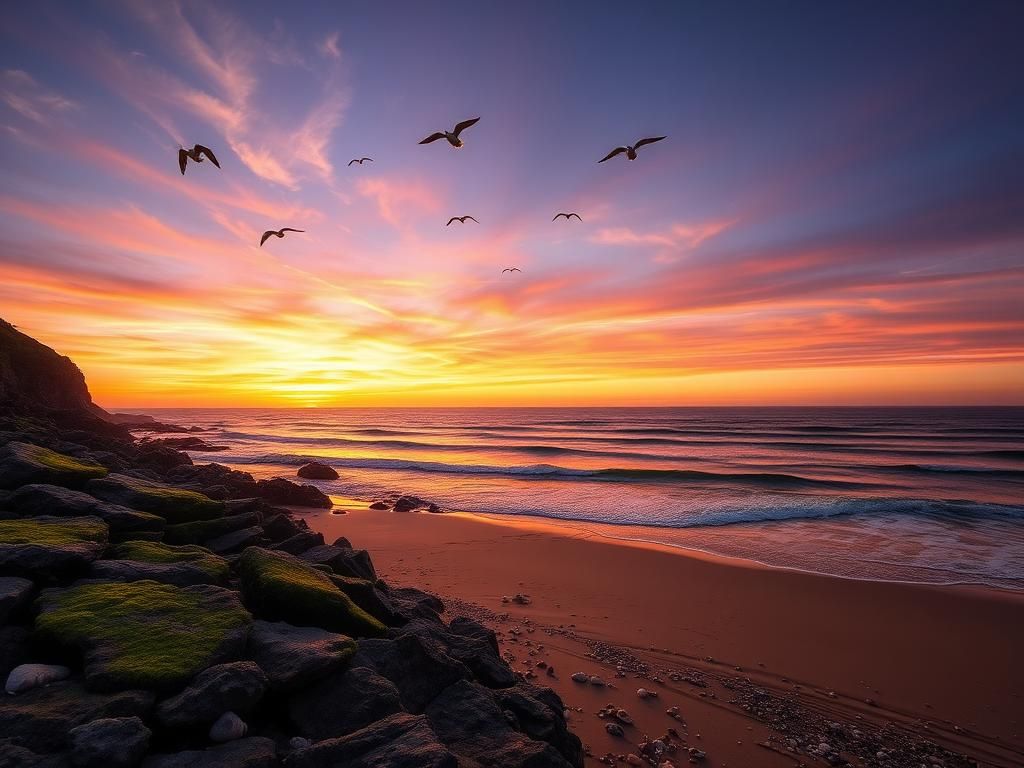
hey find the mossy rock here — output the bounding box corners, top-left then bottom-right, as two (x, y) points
(0, 516), (108, 578)
(35, 580), (252, 692)
(86, 474), (224, 524)
(329, 574), (402, 626)
(110, 541), (229, 583)
(162, 511), (260, 545)
(0, 442), (108, 490)
(238, 548), (386, 638)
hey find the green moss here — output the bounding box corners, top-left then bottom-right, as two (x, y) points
(238, 548), (386, 638)
(0, 517), (107, 547)
(88, 475), (223, 524)
(29, 446), (107, 478)
(111, 541), (229, 582)
(35, 580), (251, 691)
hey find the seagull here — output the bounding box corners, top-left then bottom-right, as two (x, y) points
(419, 117), (481, 148)
(598, 136), (666, 163)
(502, 267), (521, 274)
(348, 157), (373, 166)
(260, 228), (305, 247)
(446, 216), (478, 226)
(552, 212), (582, 221)
(178, 144), (220, 175)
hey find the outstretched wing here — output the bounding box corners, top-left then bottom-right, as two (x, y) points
(511, 268), (521, 272)
(634, 136), (666, 150)
(502, 268), (511, 273)
(348, 159), (358, 166)
(464, 216), (478, 224)
(569, 213), (582, 221)
(598, 147), (627, 163)
(452, 117), (480, 137)
(195, 144), (220, 168)
(552, 213), (567, 221)
(279, 228), (304, 234)
(419, 132), (446, 145)
(361, 157), (373, 163)
(446, 217), (459, 226)
(259, 231), (274, 247)
(178, 149), (188, 175)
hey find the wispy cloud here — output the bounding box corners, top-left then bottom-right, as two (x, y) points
(0, 69), (78, 123)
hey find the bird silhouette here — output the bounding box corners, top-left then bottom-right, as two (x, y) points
(178, 144), (220, 175)
(598, 136), (666, 163)
(348, 157), (373, 166)
(446, 216), (479, 226)
(419, 117), (481, 148)
(502, 267), (522, 274)
(260, 228), (305, 247)
(552, 212), (582, 221)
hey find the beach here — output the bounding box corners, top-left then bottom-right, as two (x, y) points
(310, 504), (1024, 768)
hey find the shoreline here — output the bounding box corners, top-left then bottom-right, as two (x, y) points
(308, 502), (1024, 768)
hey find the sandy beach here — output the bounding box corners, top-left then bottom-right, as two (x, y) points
(310, 504), (1024, 768)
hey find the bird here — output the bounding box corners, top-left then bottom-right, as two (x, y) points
(502, 267), (521, 274)
(419, 117), (480, 148)
(552, 212), (582, 221)
(598, 136), (666, 163)
(178, 144), (220, 175)
(446, 216), (478, 226)
(348, 157), (373, 166)
(259, 228), (305, 247)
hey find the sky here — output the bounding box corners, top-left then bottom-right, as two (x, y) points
(1, 1), (1022, 408)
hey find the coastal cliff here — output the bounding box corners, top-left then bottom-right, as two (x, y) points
(0, 319), (583, 768)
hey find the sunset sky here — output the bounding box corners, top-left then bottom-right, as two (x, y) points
(1, 1), (1022, 407)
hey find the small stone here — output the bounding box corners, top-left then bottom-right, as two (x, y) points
(546, 666), (556, 677)
(637, 687), (658, 699)
(5, 663), (71, 694)
(289, 736), (312, 750)
(589, 675), (605, 686)
(627, 755), (643, 765)
(615, 709), (633, 724)
(687, 747), (706, 761)
(605, 722), (625, 738)
(208, 711), (247, 742)
(68, 716), (151, 768)
(666, 705), (680, 719)
(571, 672), (589, 683)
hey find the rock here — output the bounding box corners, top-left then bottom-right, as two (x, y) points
(35, 581), (251, 692)
(156, 662), (267, 728)
(588, 676), (605, 686)
(0, 516), (108, 579)
(260, 513), (303, 542)
(687, 747), (706, 761)
(105, 541), (229, 583)
(204, 526), (265, 555)
(327, 575), (400, 626)
(287, 738), (310, 751)
(288, 665), (403, 740)
(0, 576), (33, 623)
(270, 531), (324, 556)
(248, 620), (357, 692)
(605, 723), (624, 738)
(636, 687), (657, 699)
(68, 716), (151, 768)
(208, 711), (247, 742)
(86, 475), (223, 524)
(386, 587), (444, 623)
(299, 545), (377, 581)
(367, 502), (389, 510)
(0, 319), (102, 413)
(0, 742), (73, 767)
(7, 485), (165, 539)
(0, 679), (153, 754)
(5, 663), (72, 694)
(397, 618), (515, 689)
(138, 437), (228, 452)
(353, 633), (469, 713)
(238, 548), (385, 638)
(391, 496), (428, 513)
(0, 443), (107, 490)
(495, 683), (584, 766)
(89, 560), (224, 587)
(254, 479), (331, 509)
(615, 709), (633, 724)
(296, 463), (338, 481)
(162, 512), (260, 545)
(141, 738), (277, 768)
(163, 464), (259, 500)
(283, 713), (456, 768)
(570, 672), (588, 683)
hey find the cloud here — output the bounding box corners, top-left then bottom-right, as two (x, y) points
(0, 69), (78, 123)
(591, 218), (735, 260)
(320, 32), (341, 60)
(357, 177), (443, 228)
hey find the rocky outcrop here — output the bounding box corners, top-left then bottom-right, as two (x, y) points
(253, 479), (332, 509)
(156, 662), (267, 728)
(0, 320), (101, 415)
(296, 462), (338, 480)
(284, 713), (457, 768)
(247, 620), (356, 692)
(0, 443), (108, 490)
(0, 516), (108, 579)
(68, 716), (152, 768)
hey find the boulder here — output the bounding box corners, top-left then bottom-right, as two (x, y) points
(299, 545), (377, 581)
(496, 683), (584, 766)
(85, 475), (223, 524)
(6, 663), (72, 694)
(247, 620), (356, 692)
(163, 464), (259, 500)
(162, 512), (260, 545)
(107, 541), (229, 584)
(367, 502), (389, 511)
(68, 716), (151, 768)
(156, 662), (267, 728)
(352, 633), (469, 713)
(237, 548), (385, 638)
(6, 485), (165, 539)
(204, 526), (265, 555)
(270, 531), (324, 556)
(0, 443), (107, 490)
(260, 513), (303, 542)
(387, 587), (445, 623)
(0, 576), (33, 623)
(141, 738), (277, 768)
(392, 496), (429, 513)
(296, 463), (338, 481)
(0, 679), (153, 754)
(399, 618), (515, 689)
(283, 713), (456, 768)
(208, 711), (247, 742)
(0, 742), (73, 767)
(287, 665), (403, 740)
(327, 575), (400, 626)
(254, 479), (331, 509)
(88, 560), (221, 588)
(0, 517), (107, 579)
(35, 582), (251, 692)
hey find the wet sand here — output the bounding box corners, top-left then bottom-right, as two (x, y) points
(308, 505), (1024, 767)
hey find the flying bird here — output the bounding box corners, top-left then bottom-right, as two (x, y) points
(348, 157), (373, 166)
(552, 212), (582, 221)
(419, 117), (481, 148)
(598, 136), (667, 163)
(260, 228), (305, 247)
(502, 267), (521, 274)
(178, 144), (220, 175)
(446, 216), (478, 226)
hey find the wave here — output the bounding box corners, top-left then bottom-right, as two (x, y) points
(892, 464), (1024, 478)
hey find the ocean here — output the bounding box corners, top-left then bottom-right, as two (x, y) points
(141, 407), (1024, 590)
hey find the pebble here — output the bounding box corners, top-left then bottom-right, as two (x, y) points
(209, 711), (247, 742)
(5, 664), (71, 695)
(546, 666), (556, 677)
(589, 675), (606, 686)
(288, 737), (311, 750)
(605, 722), (625, 738)
(626, 755), (643, 765)
(687, 747), (706, 761)
(571, 672), (589, 683)
(666, 706), (681, 719)
(637, 687), (658, 699)
(615, 709), (633, 724)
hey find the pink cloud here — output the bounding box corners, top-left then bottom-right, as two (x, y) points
(357, 177), (443, 228)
